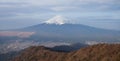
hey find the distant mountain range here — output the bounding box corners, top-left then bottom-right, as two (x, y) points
(1, 15), (120, 42)
(12, 15), (119, 42)
(15, 23), (119, 43)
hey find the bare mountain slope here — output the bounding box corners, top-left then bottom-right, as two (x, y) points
(13, 44), (120, 61)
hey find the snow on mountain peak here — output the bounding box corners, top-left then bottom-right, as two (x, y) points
(45, 15), (67, 25)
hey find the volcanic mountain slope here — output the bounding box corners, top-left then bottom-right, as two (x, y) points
(14, 15), (120, 42)
(15, 23), (120, 43)
(13, 44), (120, 61)
(1, 15), (120, 44)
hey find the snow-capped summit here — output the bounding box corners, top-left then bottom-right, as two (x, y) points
(45, 15), (67, 25)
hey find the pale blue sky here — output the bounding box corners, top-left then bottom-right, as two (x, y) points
(0, 0), (120, 30)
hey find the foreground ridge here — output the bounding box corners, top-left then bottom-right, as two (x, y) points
(13, 44), (120, 61)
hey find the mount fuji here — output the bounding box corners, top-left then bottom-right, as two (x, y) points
(44, 15), (67, 25)
(15, 15), (120, 42)
(0, 15), (120, 56)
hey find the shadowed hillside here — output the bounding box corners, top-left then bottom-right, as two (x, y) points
(13, 44), (120, 61)
(13, 46), (67, 61)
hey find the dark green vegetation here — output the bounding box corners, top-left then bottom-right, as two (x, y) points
(0, 51), (20, 61)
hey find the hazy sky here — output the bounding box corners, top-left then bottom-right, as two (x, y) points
(0, 0), (120, 30)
